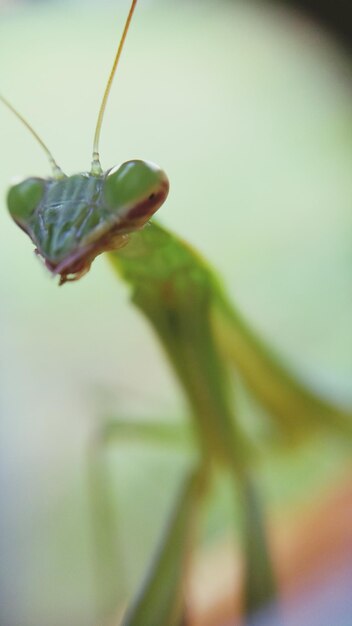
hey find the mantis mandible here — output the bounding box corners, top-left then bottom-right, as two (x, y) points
(2, 1), (351, 625)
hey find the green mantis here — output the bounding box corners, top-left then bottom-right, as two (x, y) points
(2, 1), (351, 625)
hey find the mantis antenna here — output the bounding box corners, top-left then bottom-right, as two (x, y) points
(91, 0), (138, 175)
(0, 93), (64, 179)
(1, 0), (138, 177)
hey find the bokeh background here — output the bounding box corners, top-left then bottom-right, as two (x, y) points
(0, 1), (351, 625)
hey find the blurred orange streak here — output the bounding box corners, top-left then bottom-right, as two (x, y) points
(189, 468), (352, 626)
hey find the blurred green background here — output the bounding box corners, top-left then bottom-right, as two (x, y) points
(1, 1), (352, 625)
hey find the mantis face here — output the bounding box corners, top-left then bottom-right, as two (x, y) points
(7, 159), (169, 284)
(3, 0), (170, 285)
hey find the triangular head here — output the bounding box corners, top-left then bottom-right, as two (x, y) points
(2, 0), (169, 285)
(7, 159), (169, 284)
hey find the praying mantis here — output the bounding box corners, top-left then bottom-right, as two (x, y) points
(1, 1), (352, 625)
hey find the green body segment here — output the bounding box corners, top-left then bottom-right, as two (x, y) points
(109, 221), (352, 458)
(109, 222), (249, 468)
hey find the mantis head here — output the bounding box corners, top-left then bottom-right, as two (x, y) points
(7, 160), (169, 284)
(2, 0), (169, 284)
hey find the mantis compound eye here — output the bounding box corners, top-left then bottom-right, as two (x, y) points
(7, 177), (45, 227)
(104, 159), (169, 228)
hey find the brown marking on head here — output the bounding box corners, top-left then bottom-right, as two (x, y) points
(126, 178), (169, 225)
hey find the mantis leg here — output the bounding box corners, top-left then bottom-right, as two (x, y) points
(97, 416), (193, 450)
(87, 425), (125, 623)
(121, 461), (208, 626)
(87, 415), (204, 626)
(95, 425), (278, 623)
(238, 471), (281, 626)
(213, 293), (352, 444)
